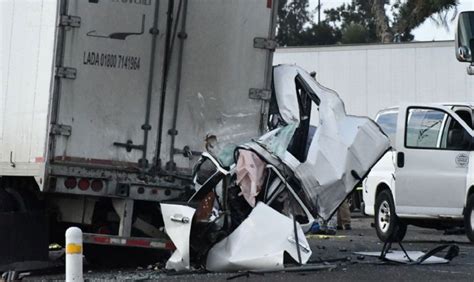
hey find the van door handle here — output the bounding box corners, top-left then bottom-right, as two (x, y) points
(397, 152), (405, 168)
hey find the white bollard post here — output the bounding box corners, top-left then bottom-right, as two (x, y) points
(65, 227), (84, 282)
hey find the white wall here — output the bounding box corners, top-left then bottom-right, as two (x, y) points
(274, 41), (474, 118)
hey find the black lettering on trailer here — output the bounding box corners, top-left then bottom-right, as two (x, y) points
(94, 52), (100, 65)
(83, 51), (100, 66)
(123, 56), (129, 69)
(82, 51), (140, 71)
(118, 55), (123, 68)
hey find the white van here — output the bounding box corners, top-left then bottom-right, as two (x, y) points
(363, 103), (474, 242)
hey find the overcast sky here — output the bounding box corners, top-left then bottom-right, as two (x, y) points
(308, 0), (474, 41)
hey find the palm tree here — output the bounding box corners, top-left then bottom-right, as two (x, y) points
(370, 0), (458, 43)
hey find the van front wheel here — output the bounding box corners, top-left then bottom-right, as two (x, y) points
(374, 190), (406, 242)
(464, 194), (474, 242)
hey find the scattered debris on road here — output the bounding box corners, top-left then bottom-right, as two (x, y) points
(355, 244), (460, 265)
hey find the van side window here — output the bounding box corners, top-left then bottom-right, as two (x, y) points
(455, 110), (473, 129)
(376, 112), (398, 145)
(405, 108), (446, 149)
(440, 117), (471, 150)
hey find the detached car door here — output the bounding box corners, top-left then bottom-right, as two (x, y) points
(395, 105), (472, 217)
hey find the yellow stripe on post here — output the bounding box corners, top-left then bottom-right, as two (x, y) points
(66, 243), (82, 254)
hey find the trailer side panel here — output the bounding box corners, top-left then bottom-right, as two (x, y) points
(0, 0), (57, 179)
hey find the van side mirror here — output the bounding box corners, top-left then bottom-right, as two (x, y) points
(455, 11), (474, 63)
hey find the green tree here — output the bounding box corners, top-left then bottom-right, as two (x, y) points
(326, 0), (458, 43)
(300, 22), (341, 45)
(390, 0), (458, 42)
(276, 0), (458, 46)
(276, 0), (340, 46)
(341, 23), (369, 44)
(276, 0), (312, 46)
(325, 2), (378, 44)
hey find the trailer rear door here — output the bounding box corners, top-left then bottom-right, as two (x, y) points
(51, 0), (277, 173)
(157, 0), (277, 172)
(51, 0), (158, 167)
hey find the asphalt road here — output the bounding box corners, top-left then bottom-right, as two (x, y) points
(24, 213), (474, 281)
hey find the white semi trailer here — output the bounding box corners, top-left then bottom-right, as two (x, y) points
(274, 41), (474, 118)
(0, 0), (277, 264)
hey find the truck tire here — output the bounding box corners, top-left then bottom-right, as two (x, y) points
(464, 194), (474, 242)
(0, 186), (49, 264)
(375, 190), (406, 242)
(0, 188), (17, 212)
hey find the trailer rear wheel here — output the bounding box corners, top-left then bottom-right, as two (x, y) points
(0, 185), (48, 265)
(0, 188), (17, 212)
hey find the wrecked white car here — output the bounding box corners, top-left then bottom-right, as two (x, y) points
(161, 65), (391, 272)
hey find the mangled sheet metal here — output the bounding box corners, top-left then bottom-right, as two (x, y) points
(270, 65), (391, 220)
(206, 203), (311, 272)
(161, 204), (196, 271)
(161, 201), (311, 272)
(161, 64), (390, 272)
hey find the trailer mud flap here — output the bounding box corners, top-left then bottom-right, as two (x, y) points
(0, 211), (48, 267)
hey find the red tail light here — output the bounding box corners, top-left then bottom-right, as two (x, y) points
(64, 177), (77, 189)
(78, 178), (90, 190)
(91, 179), (104, 192)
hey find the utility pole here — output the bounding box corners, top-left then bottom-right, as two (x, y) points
(318, 0), (321, 24)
